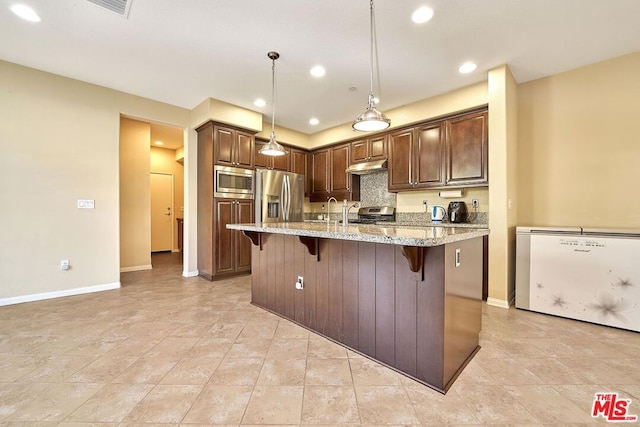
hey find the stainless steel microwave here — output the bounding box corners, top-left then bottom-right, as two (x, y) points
(214, 165), (254, 199)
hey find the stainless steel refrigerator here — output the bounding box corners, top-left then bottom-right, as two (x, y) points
(255, 169), (305, 223)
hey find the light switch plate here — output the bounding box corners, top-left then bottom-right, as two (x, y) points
(78, 199), (95, 209)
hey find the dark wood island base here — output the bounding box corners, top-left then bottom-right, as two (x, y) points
(244, 231), (483, 393)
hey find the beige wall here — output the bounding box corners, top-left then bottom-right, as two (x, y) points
(0, 60), (192, 303)
(151, 146), (185, 251)
(397, 187), (489, 214)
(120, 118), (152, 271)
(518, 52), (640, 228)
(256, 123), (311, 149)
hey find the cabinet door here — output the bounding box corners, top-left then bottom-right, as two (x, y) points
(214, 126), (235, 166)
(414, 122), (445, 187)
(235, 200), (253, 272)
(387, 129), (414, 191)
(311, 149), (329, 200)
(214, 199), (235, 275)
(290, 148), (306, 175)
(271, 149), (290, 171)
(330, 144), (351, 192)
(235, 131), (254, 168)
(351, 139), (369, 163)
(254, 139), (272, 169)
(369, 135), (387, 161)
(446, 111), (488, 186)
(290, 148), (308, 195)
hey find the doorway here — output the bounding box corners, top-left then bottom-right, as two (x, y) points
(150, 172), (174, 252)
(119, 116), (185, 273)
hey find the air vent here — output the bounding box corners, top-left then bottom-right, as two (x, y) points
(85, 0), (133, 17)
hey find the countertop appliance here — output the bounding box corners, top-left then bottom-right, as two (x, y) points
(432, 206), (446, 222)
(516, 226), (640, 332)
(255, 169), (304, 223)
(448, 201), (468, 223)
(344, 206), (396, 224)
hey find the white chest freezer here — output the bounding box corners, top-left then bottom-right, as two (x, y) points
(516, 226), (640, 332)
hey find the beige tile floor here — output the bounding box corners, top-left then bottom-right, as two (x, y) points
(1, 252), (639, 426)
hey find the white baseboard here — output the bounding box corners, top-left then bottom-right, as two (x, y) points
(120, 264), (152, 273)
(486, 297), (511, 309)
(0, 282), (121, 307)
(183, 270), (199, 278)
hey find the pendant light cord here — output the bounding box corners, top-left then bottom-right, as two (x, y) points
(369, 0), (377, 105)
(271, 56), (276, 135)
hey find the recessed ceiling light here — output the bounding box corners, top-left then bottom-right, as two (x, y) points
(154, 141), (164, 146)
(411, 6), (434, 24)
(310, 65), (326, 78)
(458, 62), (477, 74)
(309, 118), (320, 126)
(10, 4), (42, 22)
(253, 98), (266, 107)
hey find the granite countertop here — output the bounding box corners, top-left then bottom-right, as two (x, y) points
(385, 221), (489, 229)
(227, 222), (489, 247)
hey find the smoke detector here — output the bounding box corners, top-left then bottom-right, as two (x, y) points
(85, 0), (133, 18)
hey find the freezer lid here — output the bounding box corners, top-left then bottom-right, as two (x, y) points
(516, 226), (582, 234)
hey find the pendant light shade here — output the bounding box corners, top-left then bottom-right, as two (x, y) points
(353, 0), (390, 132)
(353, 94), (391, 132)
(259, 51), (286, 157)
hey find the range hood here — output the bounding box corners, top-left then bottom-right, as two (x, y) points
(345, 159), (387, 175)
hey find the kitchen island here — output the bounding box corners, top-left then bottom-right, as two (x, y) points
(226, 222), (488, 393)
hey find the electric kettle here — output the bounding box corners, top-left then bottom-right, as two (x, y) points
(431, 205), (446, 222)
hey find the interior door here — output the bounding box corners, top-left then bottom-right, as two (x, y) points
(150, 173), (174, 252)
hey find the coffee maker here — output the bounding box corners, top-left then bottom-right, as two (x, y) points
(447, 201), (468, 223)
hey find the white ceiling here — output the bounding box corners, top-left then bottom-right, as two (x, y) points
(2, 0), (639, 135)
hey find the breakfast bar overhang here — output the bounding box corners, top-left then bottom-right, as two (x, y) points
(227, 222), (489, 393)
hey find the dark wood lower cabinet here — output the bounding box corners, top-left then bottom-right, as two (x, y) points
(247, 233), (483, 393)
(198, 198), (253, 281)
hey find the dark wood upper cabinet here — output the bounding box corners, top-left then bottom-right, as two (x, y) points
(415, 122), (445, 187)
(289, 148), (309, 196)
(388, 129), (414, 191)
(310, 145), (360, 202)
(445, 111), (488, 186)
(330, 143), (360, 202)
(213, 124), (255, 168)
(351, 135), (387, 163)
(330, 144), (351, 193)
(311, 149), (330, 199)
(387, 108), (488, 192)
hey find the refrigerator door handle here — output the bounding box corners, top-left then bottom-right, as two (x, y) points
(280, 177), (286, 222)
(283, 175), (290, 221)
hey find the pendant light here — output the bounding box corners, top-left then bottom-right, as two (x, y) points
(259, 51), (287, 156)
(353, 0), (390, 132)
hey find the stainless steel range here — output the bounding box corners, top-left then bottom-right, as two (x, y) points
(345, 206), (396, 224)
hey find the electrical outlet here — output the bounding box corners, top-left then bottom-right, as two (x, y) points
(422, 200), (428, 212)
(295, 276), (304, 290)
(472, 199), (479, 209)
(60, 259), (70, 270)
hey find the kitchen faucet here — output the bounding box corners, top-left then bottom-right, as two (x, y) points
(327, 197), (338, 225)
(342, 200), (359, 225)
